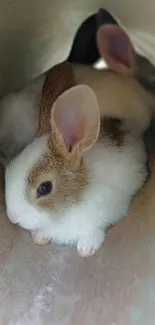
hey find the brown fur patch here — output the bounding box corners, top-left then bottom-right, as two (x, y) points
(27, 138), (88, 213)
(99, 117), (125, 146)
(37, 61), (75, 136)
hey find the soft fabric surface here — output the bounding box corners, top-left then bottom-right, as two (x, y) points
(0, 152), (155, 324)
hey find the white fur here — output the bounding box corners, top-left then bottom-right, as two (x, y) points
(5, 131), (147, 256)
(0, 74), (45, 165)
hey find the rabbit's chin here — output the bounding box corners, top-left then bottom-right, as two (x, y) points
(6, 196), (56, 231)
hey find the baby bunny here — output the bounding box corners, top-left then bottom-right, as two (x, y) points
(5, 83), (148, 257)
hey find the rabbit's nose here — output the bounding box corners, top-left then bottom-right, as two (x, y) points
(7, 211), (19, 224)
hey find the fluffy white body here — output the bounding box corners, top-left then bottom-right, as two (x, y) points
(5, 132), (147, 256)
(0, 75), (45, 165)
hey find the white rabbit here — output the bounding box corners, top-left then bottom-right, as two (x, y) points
(0, 21), (155, 165)
(5, 83), (148, 257)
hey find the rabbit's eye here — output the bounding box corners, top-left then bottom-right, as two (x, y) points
(37, 181), (53, 198)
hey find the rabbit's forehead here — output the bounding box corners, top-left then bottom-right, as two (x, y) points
(7, 135), (48, 183)
(27, 140), (67, 188)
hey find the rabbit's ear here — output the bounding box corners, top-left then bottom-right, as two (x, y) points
(50, 85), (100, 156)
(67, 9), (118, 65)
(97, 24), (135, 75)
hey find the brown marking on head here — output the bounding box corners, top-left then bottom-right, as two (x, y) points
(99, 117), (125, 146)
(37, 61), (75, 137)
(27, 85), (100, 213)
(27, 139), (88, 213)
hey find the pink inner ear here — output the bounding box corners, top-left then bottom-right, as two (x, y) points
(97, 25), (134, 74)
(108, 34), (131, 68)
(55, 106), (84, 151)
(52, 85), (100, 154)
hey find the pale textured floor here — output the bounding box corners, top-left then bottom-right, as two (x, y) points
(0, 153), (155, 324)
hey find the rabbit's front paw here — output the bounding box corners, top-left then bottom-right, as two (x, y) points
(77, 230), (105, 257)
(31, 231), (50, 246)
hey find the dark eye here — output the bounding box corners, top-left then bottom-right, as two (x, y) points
(37, 181), (53, 198)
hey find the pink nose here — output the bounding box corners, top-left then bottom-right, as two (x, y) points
(7, 211), (19, 224)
